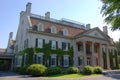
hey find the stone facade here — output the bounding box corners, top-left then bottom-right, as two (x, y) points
(13, 3), (117, 70)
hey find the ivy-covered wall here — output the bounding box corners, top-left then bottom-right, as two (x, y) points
(15, 42), (73, 67)
(103, 51), (107, 69)
(109, 50), (119, 69)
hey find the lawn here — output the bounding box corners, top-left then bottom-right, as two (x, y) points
(47, 73), (102, 78)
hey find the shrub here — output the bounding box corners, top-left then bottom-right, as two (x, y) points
(67, 67), (79, 74)
(19, 65), (30, 75)
(27, 64), (47, 76)
(83, 66), (93, 75)
(93, 66), (102, 74)
(13, 67), (21, 73)
(46, 67), (62, 76)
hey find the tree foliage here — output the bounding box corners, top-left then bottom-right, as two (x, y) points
(101, 0), (120, 30)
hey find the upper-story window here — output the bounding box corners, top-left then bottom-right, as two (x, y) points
(50, 40), (57, 50)
(51, 26), (56, 33)
(35, 38), (45, 48)
(38, 23), (44, 31)
(62, 42), (70, 51)
(63, 29), (68, 36)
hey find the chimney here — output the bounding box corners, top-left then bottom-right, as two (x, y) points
(86, 24), (91, 30)
(45, 12), (50, 19)
(103, 26), (108, 35)
(26, 2), (31, 14)
(9, 32), (13, 39)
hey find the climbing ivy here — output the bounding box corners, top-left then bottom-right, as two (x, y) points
(103, 51), (107, 69)
(109, 49), (119, 69)
(16, 42), (73, 67)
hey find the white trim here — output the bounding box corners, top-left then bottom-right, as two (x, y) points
(37, 23), (44, 31)
(51, 26), (56, 33)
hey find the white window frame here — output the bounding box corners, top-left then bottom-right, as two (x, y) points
(51, 40), (56, 50)
(78, 56), (83, 66)
(36, 53), (43, 64)
(15, 56), (22, 67)
(87, 58), (91, 65)
(63, 55), (69, 67)
(51, 55), (56, 67)
(38, 23), (44, 31)
(62, 42), (68, 51)
(37, 38), (43, 48)
(63, 29), (68, 36)
(51, 26), (56, 33)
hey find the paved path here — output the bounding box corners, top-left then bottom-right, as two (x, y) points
(0, 71), (120, 80)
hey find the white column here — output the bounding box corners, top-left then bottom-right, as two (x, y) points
(99, 43), (103, 68)
(83, 41), (87, 66)
(73, 40), (78, 67)
(91, 42), (95, 66)
(106, 46), (110, 69)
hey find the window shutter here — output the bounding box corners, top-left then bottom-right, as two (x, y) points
(34, 54), (37, 63)
(24, 40), (26, 49)
(43, 39), (45, 47)
(56, 41), (58, 49)
(78, 57), (80, 66)
(69, 56), (70, 66)
(61, 56), (63, 67)
(26, 39), (28, 48)
(50, 40), (52, 49)
(35, 38), (38, 47)
(62, 42), (64, 50)
(68, 43), (70, 50)
(56, 56), (58, 66)
(43, 55), (45, 65)
(49, 56), (51, 67)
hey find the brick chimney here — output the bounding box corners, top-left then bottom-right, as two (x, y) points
(86, 24), (91, 30)
(103, 26), (108, 35)
(26, 2), (31, 14)
(45, 11), (50, 19)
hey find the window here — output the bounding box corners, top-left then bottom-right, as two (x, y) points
(87, 57), (91, 65)
(63, 29), (68, 36)
(78, 43), (83, 51)
(113, 58), (116, 67)
(50, 55), (56, 67)
(94, 46), (98, 53)
(78, 57), (83, 66)
(36, 54), (43, 64)
(38, 23), (44, 31)
(36, 38), (45, 48)
(62, 42), (70, 51)
(96, 58), (98, 66)
(15, 56), (22, 67)
(63, 55), (69, 67)
(24, 39), (28, 49)
(51, 26), (56, 33)
(51, 40), (57, 50)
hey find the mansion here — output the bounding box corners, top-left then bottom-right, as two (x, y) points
(6, 3), (118, 70)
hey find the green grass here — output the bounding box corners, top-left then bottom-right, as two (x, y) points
(47, 73), (102, 78)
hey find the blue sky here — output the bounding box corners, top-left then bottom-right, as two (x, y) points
(0, 0), (119, 48)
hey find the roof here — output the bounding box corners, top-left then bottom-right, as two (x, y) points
(0, 48), (6, 53)
(29, 15), (85, 37)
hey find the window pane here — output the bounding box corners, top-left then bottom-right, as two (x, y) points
(51, 41), (56, 50)
(38, 39), (43, 48)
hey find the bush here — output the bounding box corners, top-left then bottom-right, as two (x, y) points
(19, 65), (30, 75)
(46, 67), (62, 76)
(83, 66), (93, 75)
(13, 67), (21, 73)
(27, 64), (47, 76)
(67, 67), (79, 74)
(93, 66), (102, 74)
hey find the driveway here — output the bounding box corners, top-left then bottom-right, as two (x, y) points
(0, 71), (120, 80)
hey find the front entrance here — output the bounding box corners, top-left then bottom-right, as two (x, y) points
(0, 59), (12, 71)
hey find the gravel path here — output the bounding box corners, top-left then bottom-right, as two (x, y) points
(0, 71), (119, 80)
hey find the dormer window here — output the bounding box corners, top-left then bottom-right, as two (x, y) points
(63, 29), (68, 36)
(38, 23), (44, 31)
(51, 26), (56, 33)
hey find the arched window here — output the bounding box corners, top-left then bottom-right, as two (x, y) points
(51, 26), (56, 33)
(63, 29), (68, 36)
(38, 23), (44, 31)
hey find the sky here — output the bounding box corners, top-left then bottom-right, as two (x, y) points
(0, 0), (120, 48)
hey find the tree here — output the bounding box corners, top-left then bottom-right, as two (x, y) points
(115, 40), (120, 64)
(100, 0), (120, 31)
